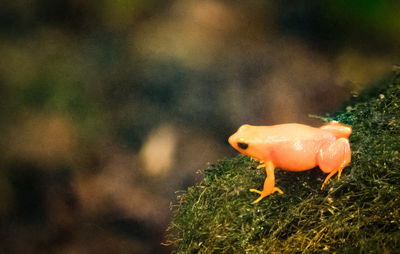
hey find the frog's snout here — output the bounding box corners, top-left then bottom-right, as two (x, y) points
(228, 134), (235, 147)
(229, 131), (249, 151)
(228, 131), (240, 149)
(229, 124), (250, 150)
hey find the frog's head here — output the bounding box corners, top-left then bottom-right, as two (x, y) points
(228, 124), (265, 161)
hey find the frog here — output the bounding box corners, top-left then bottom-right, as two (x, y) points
(228, 121), (351, 203)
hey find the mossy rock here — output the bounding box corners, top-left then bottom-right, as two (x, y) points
(166, 73), (400, 253)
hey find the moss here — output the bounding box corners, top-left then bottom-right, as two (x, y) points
(166, 73), (400, 253)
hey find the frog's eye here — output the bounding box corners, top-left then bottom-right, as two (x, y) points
(237, 142), (248, 150)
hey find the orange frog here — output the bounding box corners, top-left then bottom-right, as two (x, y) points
(228, 121), (351, 203)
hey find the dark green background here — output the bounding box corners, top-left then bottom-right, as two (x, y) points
(0, 1), (399, 253)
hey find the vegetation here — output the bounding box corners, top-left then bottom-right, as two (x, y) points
(167, 73), (400, 253)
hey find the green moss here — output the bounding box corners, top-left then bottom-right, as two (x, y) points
(166, 73), (400, 253)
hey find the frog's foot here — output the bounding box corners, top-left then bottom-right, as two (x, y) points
(249, 187), (283, 204)
(321, 161), (347, 190)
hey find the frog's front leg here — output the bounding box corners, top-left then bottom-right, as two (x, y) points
(250, 160), (283, 204)
(317, 138), (351, 189)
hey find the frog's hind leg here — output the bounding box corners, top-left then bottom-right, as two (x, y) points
(317, 138), (351, 190)
(249, 161), (283, 204)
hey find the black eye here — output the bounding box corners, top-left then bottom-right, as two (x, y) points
(237, 142), (248, 150)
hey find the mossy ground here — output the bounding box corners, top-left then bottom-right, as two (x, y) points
(166, 73), (400, 253)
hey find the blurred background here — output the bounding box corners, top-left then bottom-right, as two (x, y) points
(0, 0), (399, 253)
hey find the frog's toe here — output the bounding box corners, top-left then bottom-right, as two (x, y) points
(249, 189), (266, 204)
(337, 167), (344, 180)
(250, 188), (282, 203)
(274, 187), (283, 194)
(256, 163), (265, 169)
(249, 188), (262, 194)
(252, 194), (266, 204)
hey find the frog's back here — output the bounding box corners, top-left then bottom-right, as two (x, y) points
(259, 123), (333, 142)
(260, 123), (334, 171)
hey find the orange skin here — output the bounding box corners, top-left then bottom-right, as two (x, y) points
(228, 121), (351, 204)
